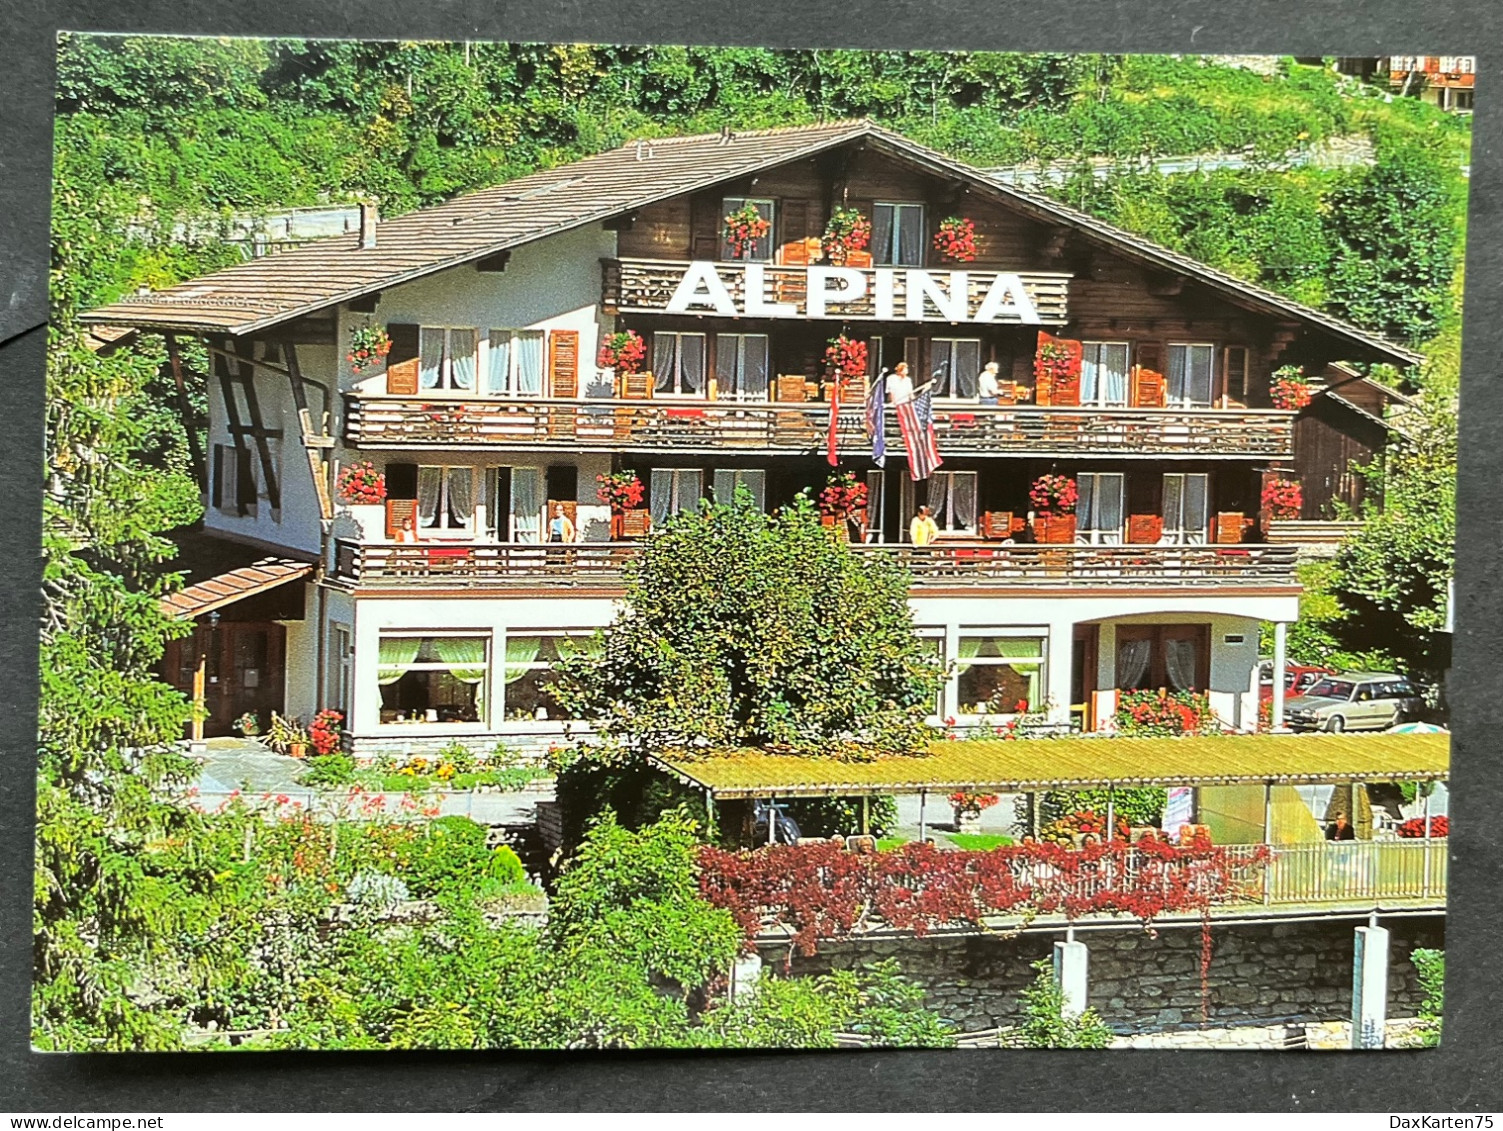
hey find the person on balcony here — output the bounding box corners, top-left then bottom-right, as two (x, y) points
(548, 502), (576, 543)
(978, 361), (1002, 406)
(888, 361), (914, 406)
(1326, 812), (1357, 841)
(394, 515), (419, 544)
(910, 505), (939, 546)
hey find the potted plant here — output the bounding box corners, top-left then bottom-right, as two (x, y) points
(723, 202), (771, 259)
(309, 709), (344, 756)
(933, 215), (978, 263)
(1030, 474), (1078, 543)
(336, 460), (386, 506)
(1034, 332), (1083, 406)
(823, 334), (868, 395)
(817, 471), (868, 539)
(1261, 477), (1303, 521)
(1270, 365), (1314, 410)
(265, 712), (312, 759)
(597, 329), (647, 376)
(820, 206), (872, 266)
(233, 711), (261, 738)
(948, 790), (1000, 834)
(347, 324), (393, 375)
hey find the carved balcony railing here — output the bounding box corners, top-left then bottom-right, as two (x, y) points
(343, 395), (1295, 459)
(332, 539), (1300, 591)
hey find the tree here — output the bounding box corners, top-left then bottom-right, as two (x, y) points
(1017, 959), (1115, 1048)
(556, 489), (943, 758)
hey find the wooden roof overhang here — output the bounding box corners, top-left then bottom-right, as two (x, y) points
(649, 732), (1450, 799)
(79, 121), (1421, 371)
(161, 557), (314, 621)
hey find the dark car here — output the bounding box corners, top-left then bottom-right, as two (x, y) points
(1283, 672), (1425, 733)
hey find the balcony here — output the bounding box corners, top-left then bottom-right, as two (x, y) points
(332, 540), (1299, 592)
(343, 395), (1295, 459)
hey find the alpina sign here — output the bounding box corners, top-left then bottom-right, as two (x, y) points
(649, 261), (1069, 324)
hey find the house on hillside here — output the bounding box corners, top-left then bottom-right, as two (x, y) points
(80, 120), (1422, 752)
(1383, 56), (1476, 113)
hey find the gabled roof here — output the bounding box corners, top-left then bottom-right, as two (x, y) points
(81, 119), (1422, 369)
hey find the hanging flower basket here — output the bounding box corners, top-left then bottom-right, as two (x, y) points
(817, 471), (868, 520)
(933, 215), (978, 263)
(1261, 477), (1303, 520)
(1270, 365), (1314, 410)
(1030, 474), (1078, 515)
(821, 206), (872, 266)
(596, 470), (645, 514)
(597, 330), (647, 375)
(336, 460), (386, 505)
(347, 325), (393, 374)
(824, 334), (868, 383)
(723, 202), (771, 259)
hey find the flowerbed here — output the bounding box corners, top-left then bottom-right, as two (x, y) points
(698, 838), (1269, 957)
(1115, 689), (1215, 736)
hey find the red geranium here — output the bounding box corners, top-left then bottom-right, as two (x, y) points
(597, 330), (647, 375)
(824, 335), (868, 383)
(309, 710), (344, 756)
(596, 470), (645, 513)
(1262, 478), (1303, 520)
(1030, 474), (1078, 515)
(933, 216), (978, 263)
(817, 471), (868, 519)
(347, 326), (393, 374)
(336, 460), (386, 505)
(1270, 366), (1314, 410)
(724, 202), (771, 259)
(1397, 816), (1448, 838)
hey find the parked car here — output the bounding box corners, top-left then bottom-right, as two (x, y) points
(1257, 660), (1335, 702)
(1283, 672), (1425, 733)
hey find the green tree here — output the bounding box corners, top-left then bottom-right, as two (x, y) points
(1017, 959), (1115, 1048)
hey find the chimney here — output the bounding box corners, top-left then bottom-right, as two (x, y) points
(359, 200), (379, 249)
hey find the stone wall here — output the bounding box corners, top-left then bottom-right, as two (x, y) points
(763, 915), (1444, 1035)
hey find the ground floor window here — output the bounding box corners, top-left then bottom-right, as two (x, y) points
(1115, 624), (1210, 692)
(328, 624), (351, 714)
(502, 634), (602, 721)
(918, 631), (945, 716)
(378, 634), (488, 724)
(955, 633), (1045, 716)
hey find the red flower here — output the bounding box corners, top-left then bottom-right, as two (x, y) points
(933, 216), (978, 263)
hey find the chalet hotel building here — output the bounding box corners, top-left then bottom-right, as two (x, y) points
(86, 121), (1422, 756)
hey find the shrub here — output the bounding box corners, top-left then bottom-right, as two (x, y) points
(1017, 959), (1114, 1048)
(299, 752), (357, 787)
(400, 816), (510, 897)
(782, 795), (897, 838)
(1411, 947), (1444, 1046)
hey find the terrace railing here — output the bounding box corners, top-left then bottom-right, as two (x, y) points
(332, 539), (1299, 591)
(342, 394), (1295, 459)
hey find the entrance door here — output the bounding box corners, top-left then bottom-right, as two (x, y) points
(164, 621), (287, 736)
(1072, 625), (1099, 728)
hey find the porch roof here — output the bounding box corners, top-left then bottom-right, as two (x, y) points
(161, 557), (314, 621)
(649, 732), (1450, 799)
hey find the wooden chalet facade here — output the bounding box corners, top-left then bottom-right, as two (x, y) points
(83, 121), (1422, 752)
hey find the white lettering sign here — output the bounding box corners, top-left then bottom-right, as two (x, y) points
(656, 261), (1049, 324)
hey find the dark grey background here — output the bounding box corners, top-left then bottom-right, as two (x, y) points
(1, 0), (1499, 1112)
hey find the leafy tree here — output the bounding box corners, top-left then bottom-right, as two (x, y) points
(1017, 959), (1114, 1048)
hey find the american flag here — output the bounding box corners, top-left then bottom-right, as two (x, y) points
(896, 381), (943, 481)
(865, 370), (887, 468)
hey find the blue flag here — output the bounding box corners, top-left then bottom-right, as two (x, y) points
(865, 370), (887, 468)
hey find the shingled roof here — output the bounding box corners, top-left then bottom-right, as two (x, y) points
(81, 119), (1421, 368)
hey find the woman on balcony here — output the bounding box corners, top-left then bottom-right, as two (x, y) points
(548, 503), (576, 544)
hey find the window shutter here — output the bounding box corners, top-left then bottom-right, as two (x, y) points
(1135, 341), (1162, 373)
(236, 448), (256, 513)
(385, 499), (417, 539)
(385, 323), (421, 395)
(548, 329), (580, 398)
(546, 463), (578, 501)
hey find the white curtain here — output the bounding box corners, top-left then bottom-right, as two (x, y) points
(1163, 474), (1184, 541)
(377, 637), (422, 685)
(679, 334), (705, 395)
(897, 205), (924, 266)
(1104, 344), (1129, 405)
(516, 332), (544, 395)
(651, 469), (674, 524)
(742, 335), (769, 400)
(951, 473), (978, 532)
(449, 329), (477, 391)
(953, 340), (981, 398)
(1184, 474), (1209, 543)
(653, 334), (677, 394)
(420, 329), (446, 390)
(510, 467), (542, 542)
(1117, 638), (1152, 690)
(487, 331), (512, 394)
(1166, 638), (1199, 692)
(928, 474), (952, 529)
(417, 466), (442, 527)
(872, 206), (895, 266)
(447, 467), (474, 527)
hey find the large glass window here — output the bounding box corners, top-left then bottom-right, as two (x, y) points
(872, 202), (926, 267)
(1080, 342), (1130, 407)
(1162, 473), (1210, 544)
(1166, 343), (1215, 407)
(930, 338), (983, 399)
(927, 471), (979, 534)
(714, 334), (770, 401)
(378, 635), (488, 724)
(650, 468), (702, 523)
(419, 327), (480, 391)
(652, 332), (707, 397)
(502, 634), (602, 721)
(955, 634), (1046, 716)
(417, 466), (476, 532)
(719, 197), (776, 262)
(712, 469), (767, 510)
(1077, 472), (1125, 544)
(485, 329), (545, 396)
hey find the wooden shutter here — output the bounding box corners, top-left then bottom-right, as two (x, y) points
(546, 463), (578, 501)
(235, 448), (256, 513)
(385, 323), (421, 395)
(548, 329), (580, 398)
(1135, 341), (1163, 374)
(385, 498), (417, 539)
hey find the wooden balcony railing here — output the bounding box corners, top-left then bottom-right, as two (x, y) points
(601, 256), (1072, 323)
(343, 395), (1295, 459)
(333, 539), (1300, 591)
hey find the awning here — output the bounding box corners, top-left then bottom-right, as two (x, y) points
(650, 732), (1450, 799)
(161, 557), (314, 621)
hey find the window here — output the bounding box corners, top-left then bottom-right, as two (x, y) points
(1080, 342), (1130, 407)
(872, 202), (925, 267)
(712, 469), (766, 510)
(930, 338), (983, 399)
(652, 332), (707, 397)
(502, 634), (602, 721)
(377, 634), (488, 724)
(714, 334), (770, 401)
(417, 466), (476, 532)
(328, 624), (352, 714)
(1308, 678), (1356, 700)
(1166, 343), (1215, 407)
(419, 327), (480, 391)
(719, 197), (776, 262)
(1162, 473), (1210, 544)
(924, 471), (979, 534)
(956, 634), (1046, 716)
(485, 329), (545, 396)
(212, 443), (255, 515)
(1223, 346), (1249, 402)
(1116, 625), (1209, 693)
(650, 469), (702, 523)
(1076, 473), (1125, 543)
